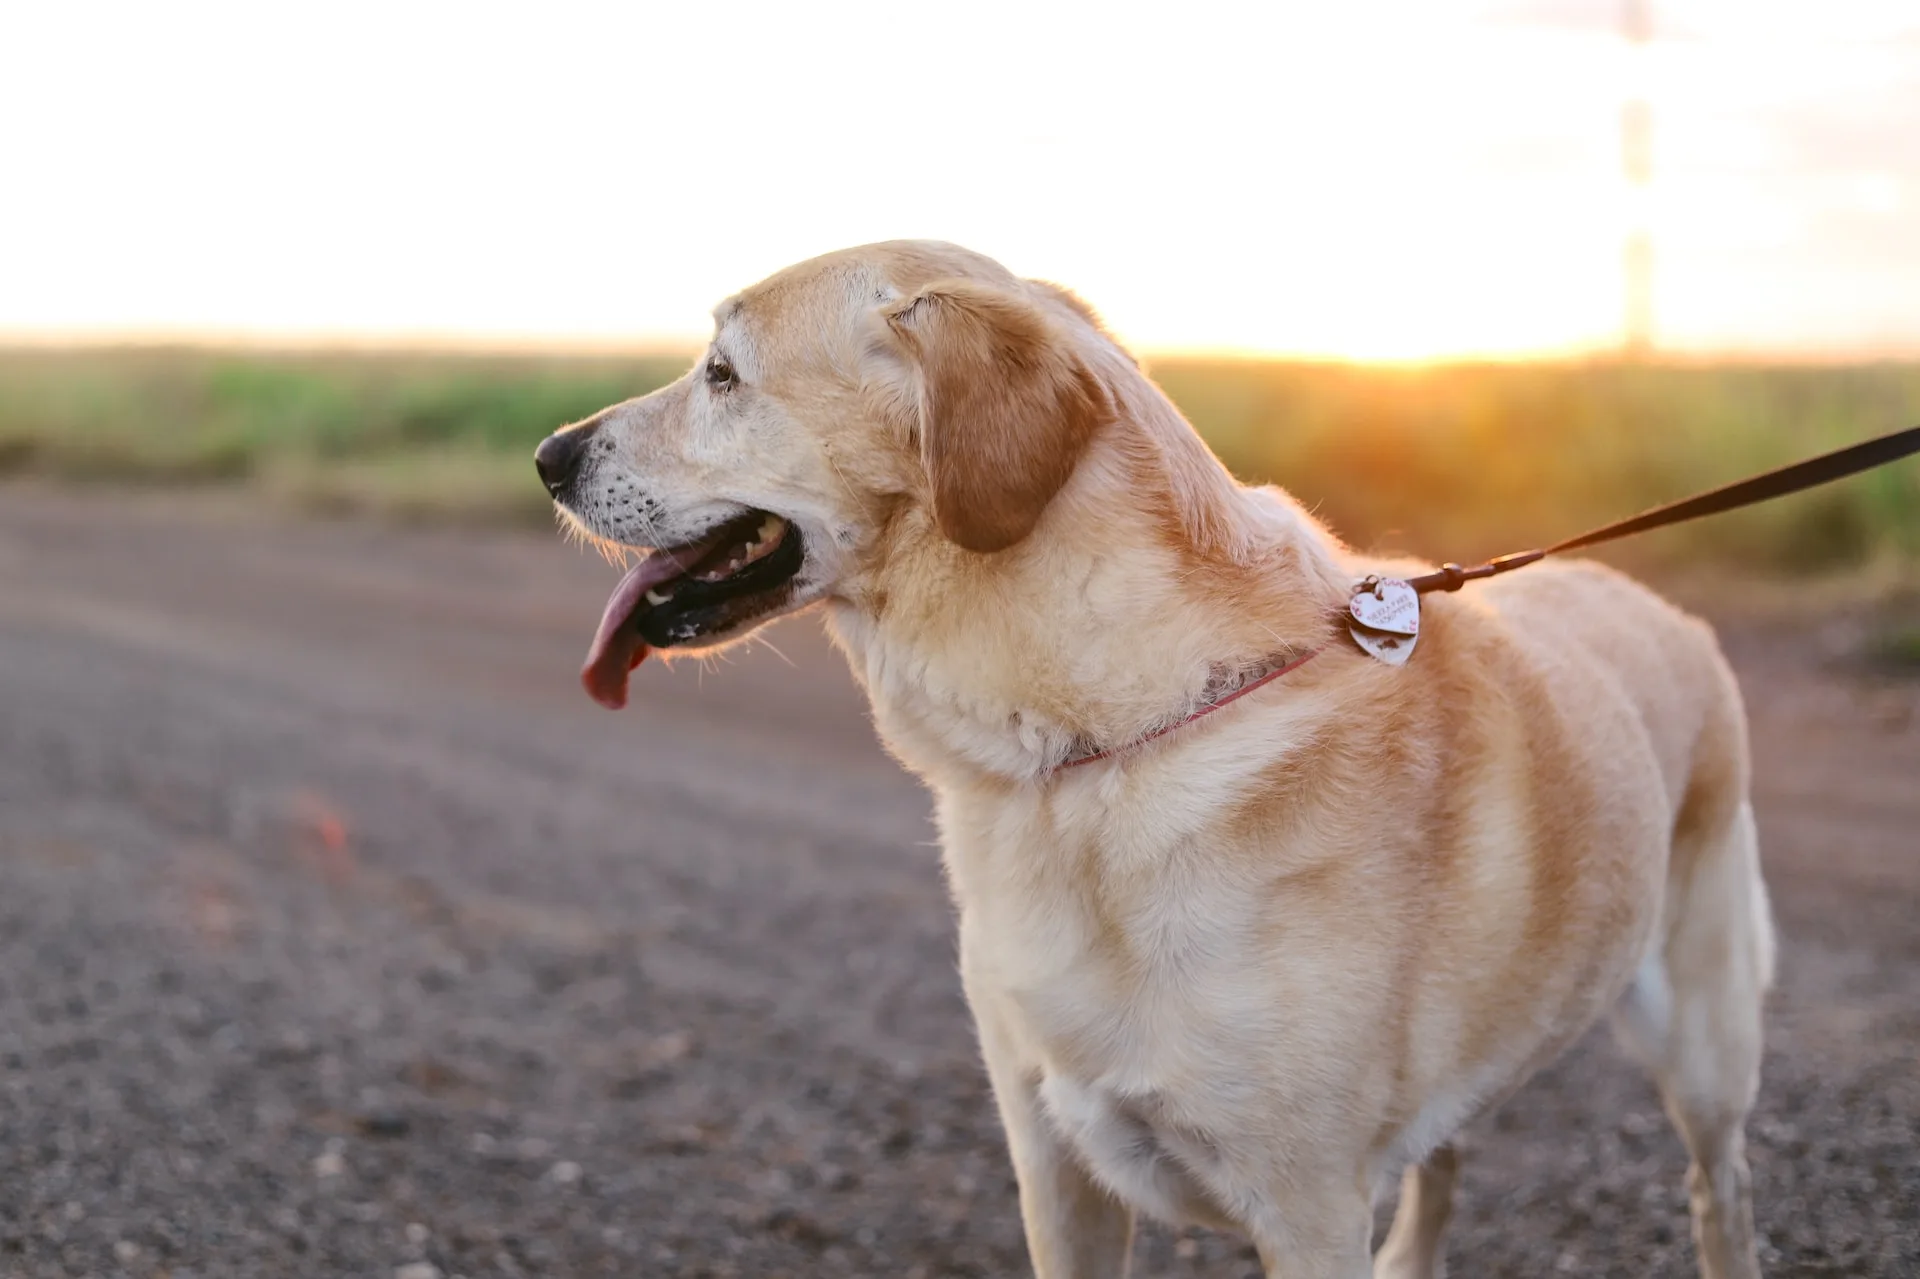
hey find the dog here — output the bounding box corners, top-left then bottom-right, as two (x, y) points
(536, 241), (1774, 1278)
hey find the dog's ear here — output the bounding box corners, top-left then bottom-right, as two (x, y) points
(884, 279), (1108, 553)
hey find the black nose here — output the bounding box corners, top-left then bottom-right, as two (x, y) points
(534, 423), (596, 497)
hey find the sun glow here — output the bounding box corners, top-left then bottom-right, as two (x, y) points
(2, 1), (1915, 359)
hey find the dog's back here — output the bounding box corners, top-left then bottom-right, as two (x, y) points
(1473, 560), (1743, 830)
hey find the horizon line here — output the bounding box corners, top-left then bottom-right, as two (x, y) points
(5, 327), (1920, 368)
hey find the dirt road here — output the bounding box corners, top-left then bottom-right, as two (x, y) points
(0, 488), (1914, 1278)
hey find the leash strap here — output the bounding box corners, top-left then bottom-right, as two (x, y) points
(1404, 423), (1920, 594)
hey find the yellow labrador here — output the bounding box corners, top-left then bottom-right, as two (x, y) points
(536, 242), (1774, 1279)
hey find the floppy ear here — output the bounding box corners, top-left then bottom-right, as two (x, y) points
(885, 279), (1109, 553)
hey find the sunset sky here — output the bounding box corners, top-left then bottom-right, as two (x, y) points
(4, 1), (1916, 359)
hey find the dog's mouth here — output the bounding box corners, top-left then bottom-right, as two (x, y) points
(581, 509), (804, 709)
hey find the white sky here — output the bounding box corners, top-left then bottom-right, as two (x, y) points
(2, 0), (1916, 358)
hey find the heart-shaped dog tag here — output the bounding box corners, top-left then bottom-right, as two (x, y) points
(1349, 621), (1416, 666)
(1350, 578), (1420, 636)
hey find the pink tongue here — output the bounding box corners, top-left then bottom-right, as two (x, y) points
(580, 537), (723, 710)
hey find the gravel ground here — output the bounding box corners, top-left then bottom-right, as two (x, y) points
(0, 488), (1914, 1278)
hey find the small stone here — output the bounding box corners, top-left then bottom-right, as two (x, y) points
(394, 1264), (441, 1279)
(114, 1239), (141, 1262)
(314, 1146), (347, 1179)
(639, 1029), (695, 1066)
(1620, 1111), (1661, 1136)
(548, 1160), (583, 1185)
(356, 1111), (411, 1139)
(405, 1222), (429, 1246)
(764, 1208), (838, 1249)
(656, 1125), (707, 1155)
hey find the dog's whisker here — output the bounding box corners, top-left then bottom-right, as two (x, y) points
(749, 635), (797, 670)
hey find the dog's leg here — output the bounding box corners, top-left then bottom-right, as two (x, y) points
(1247, 1193), (1375, 1279)
(972, 1011), (1133, 1277)
(1613, 801), (1772, 1279)
(990, 1067), (1134, 1277)
(1371, 1145), (1459, 1279)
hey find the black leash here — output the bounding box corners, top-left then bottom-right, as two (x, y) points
(1405, 423), (1920, 595)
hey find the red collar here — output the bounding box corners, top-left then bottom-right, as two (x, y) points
(1052, 646), (1324, 772)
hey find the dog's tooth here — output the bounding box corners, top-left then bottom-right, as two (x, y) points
(645, 588), (673, 606)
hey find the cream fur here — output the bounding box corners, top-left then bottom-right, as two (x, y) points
(545, 241), (1775, 1279)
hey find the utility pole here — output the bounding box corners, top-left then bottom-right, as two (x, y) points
(1622, 0), (1654, 356)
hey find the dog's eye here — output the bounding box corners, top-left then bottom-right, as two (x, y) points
(705, 356), (736, 390)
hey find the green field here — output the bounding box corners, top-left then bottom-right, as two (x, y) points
(2, 346), (1917, 574)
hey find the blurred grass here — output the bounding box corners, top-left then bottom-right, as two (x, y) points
(0, 348), (690, 522)
(1151, 358), (1920, 574)
(2, 346), (1918, 572)
(1868, 618), (1920, 671)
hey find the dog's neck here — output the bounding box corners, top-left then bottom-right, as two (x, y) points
(825, 418), (1352, 785)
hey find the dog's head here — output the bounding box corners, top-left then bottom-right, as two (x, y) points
(538, 241), (1126, 708)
